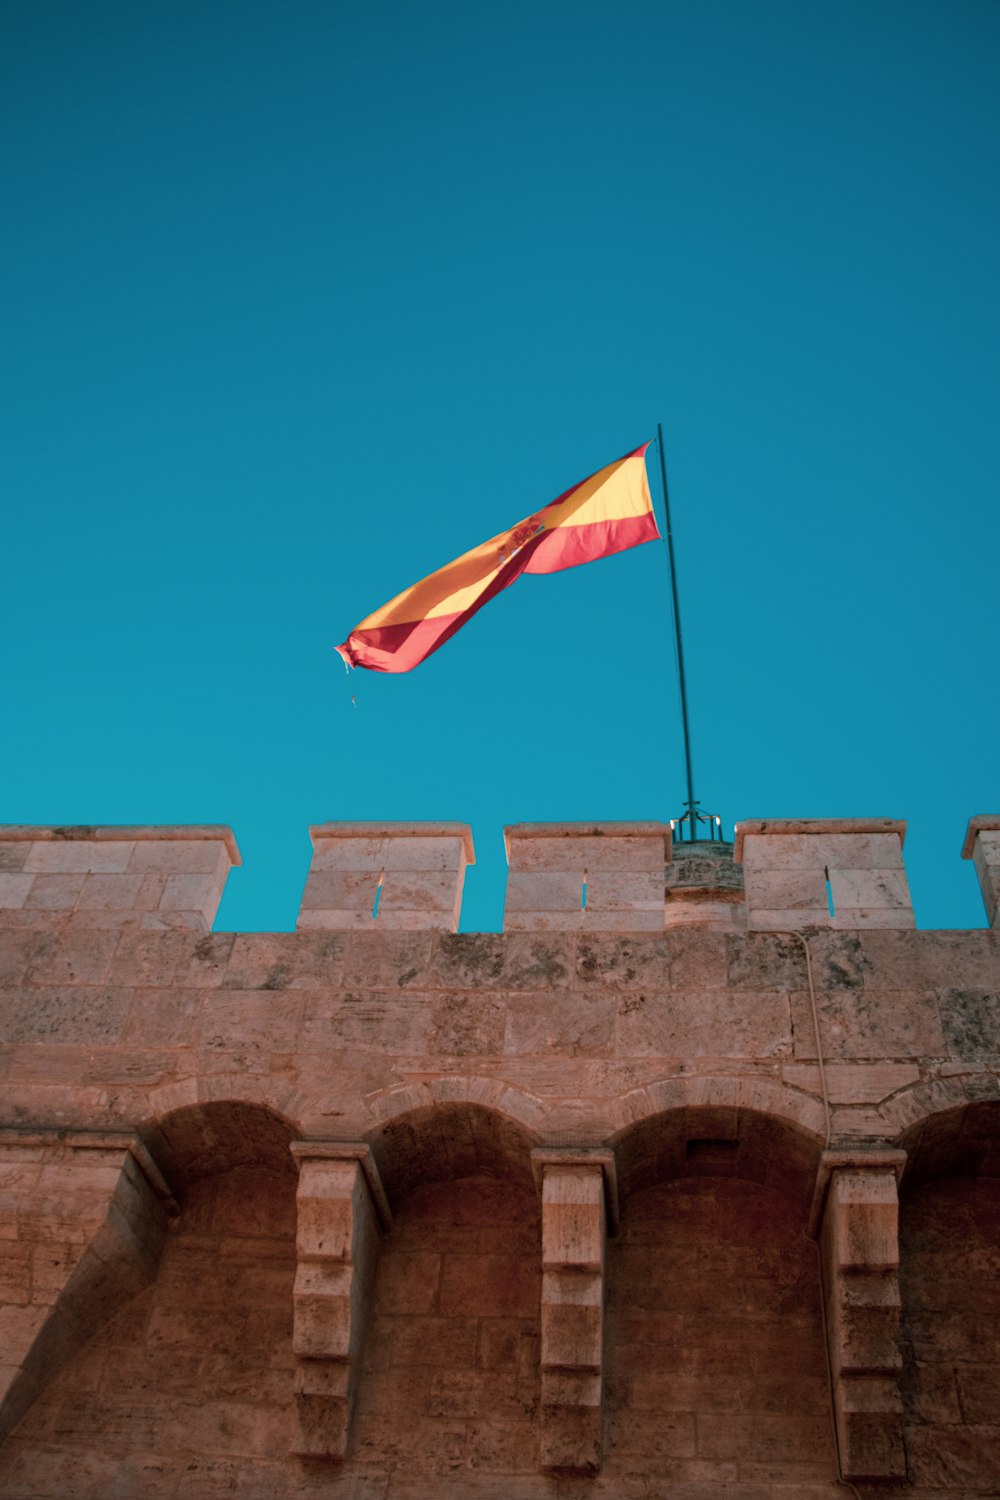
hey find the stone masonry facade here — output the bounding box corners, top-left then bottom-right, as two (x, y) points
(0, 815), (998, 1499)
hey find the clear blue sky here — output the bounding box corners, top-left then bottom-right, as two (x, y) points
(3, 0), (998, 932)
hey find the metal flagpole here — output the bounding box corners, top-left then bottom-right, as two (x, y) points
(656, 422), (719, 842)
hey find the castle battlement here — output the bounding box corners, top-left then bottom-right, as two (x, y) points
(0, 816), (998, 1496)
(2, 814), (998, 935)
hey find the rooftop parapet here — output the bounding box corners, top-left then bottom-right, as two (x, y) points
(664, 839), (746, 933)
(297, 823), (474, 932)
(0, 826), (240, 932)
(962, 816), (1000, 930)
(503, 823), (672, 932)
(734, 818), (913, 931)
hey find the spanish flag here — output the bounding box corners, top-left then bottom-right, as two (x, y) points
(336, 444), (659, 674)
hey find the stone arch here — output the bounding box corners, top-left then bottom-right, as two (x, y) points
(890, 1089), (1000, 1183)
(139, 1097), (301, 1194)
(609, 1074), (827, 1214)
(365, 1072), (547, 1129)
(363, 1078), (544, 1202)
(879, 1071), (994, 1148)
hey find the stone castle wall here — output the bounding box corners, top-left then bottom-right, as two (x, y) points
(0, 816), (998, 1498)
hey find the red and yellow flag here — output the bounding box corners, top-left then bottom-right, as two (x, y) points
(336, 443), (659, 674)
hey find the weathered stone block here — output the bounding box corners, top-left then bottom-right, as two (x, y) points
(293, 1388), (351, 1458)
(301, 871), (382, 911)
(541, 1171), (604, 1270)
(127, 840), (230, 876)
(738, 827), (905, 871)
(746, 870), (829, 910)
(377, 871), (465, 915)
(834, 1374), (907, 1480)
(832, 906), (916, 930)
(506, 908), (664, 932)
(540, 1301), (602, 1370)
(296, 1162), (371, 1259)
(508, 833), (669, 874)
(24, 842), (136, 874)
(0, 845), (29, 873)
(616, 986), (791, 1059)
(311, 835), (466, 873)
(505, 872), (585, 913)
(829, 1169), (900, 1272)
(584, 871), (664, 913)
(538, 1390), (602, 1474)
(297, 908), (378, 931)
(828, 867), (912, 911)
(503, 991), (614, 1058)
(75, 874), (148, 910)
(159, 874), (225, 925)
(833, 1288), (903, 1372)
(749, 906), (830, 930)
(0, 875), (33, 909)
(295, 1360), (351, 1400)
(539, 1368), (602, 1409)
(22, 875), (86, 911)
(291, 1274), (352, 1357)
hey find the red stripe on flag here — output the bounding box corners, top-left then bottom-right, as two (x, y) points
(523, 510), (660, 575)
(340, 614), (466, 673)
(338, 533), (547, 673)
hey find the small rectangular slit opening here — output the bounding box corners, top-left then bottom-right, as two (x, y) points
(825, 864), (834, 918)
(581, 869), (588, 911)
(372, 869), (384, 921)
(686, 1138), (739, 1159)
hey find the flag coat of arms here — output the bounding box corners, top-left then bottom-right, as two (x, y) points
(336, 443), (659, 674)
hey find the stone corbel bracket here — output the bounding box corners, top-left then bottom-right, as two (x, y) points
(811, 1148), (908, 1483)
(530, 1148), (618, 1474)
(289, 1141), (391, 1461)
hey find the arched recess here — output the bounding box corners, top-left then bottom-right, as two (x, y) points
(894, 1099), (1000, 1494)
(880, 1072), (984, 1145)
(365, 1091), (540, 1203)
(614, 1092), (827, 1218)
(0, 1101), (302, 1498)
(610, 1075), (827, 1214)
(603, 1100), (835, 1489)
(352, 1099), (543, 1483)
(896, 1097), (1000, 1189)
(139, 1097), (302, 1192)
(363, 1075), (546, 1199)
